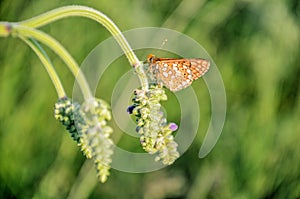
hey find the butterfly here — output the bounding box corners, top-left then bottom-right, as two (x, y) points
(145, 54), (210, 92)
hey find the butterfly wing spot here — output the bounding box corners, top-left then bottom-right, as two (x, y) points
(183, 65), (188, 69)
(163, 71), (168, 78)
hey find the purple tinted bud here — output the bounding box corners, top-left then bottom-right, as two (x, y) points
(169, 123), (178, 131)
(127, 105), (136, 114)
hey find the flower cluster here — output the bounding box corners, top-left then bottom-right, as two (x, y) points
(54, 97), (113, 183)
(54, 97), (82, 143)
(127, 85), (180, 165)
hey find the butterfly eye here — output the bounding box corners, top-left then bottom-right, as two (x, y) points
(147, 54), (155, 63)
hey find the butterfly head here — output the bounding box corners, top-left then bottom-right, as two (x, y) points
(147, 54), (156, 64)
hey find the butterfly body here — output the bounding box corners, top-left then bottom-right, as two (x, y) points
(146, 54), (210, 92)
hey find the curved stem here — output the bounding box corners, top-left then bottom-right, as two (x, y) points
(12, 25), (92, 99)
(19, 5), (140, 67)
(20, 36), (66, 98)
(1, 5), (149, 91)
(18, 5), (149, 91)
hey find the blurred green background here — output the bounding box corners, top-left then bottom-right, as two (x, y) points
(0, 0), (299, 198)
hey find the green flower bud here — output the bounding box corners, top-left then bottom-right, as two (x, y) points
(127, 85), (180, 165)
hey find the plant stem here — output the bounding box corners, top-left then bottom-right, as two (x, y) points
(1, 5), (149, 91)
(19, 36), (66, 98)
(19, 5), (139, 67)
(18, 5), (149, 91)
(12, 24), (92, 99)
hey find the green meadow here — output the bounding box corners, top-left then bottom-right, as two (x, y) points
(0, 0), (299, 198)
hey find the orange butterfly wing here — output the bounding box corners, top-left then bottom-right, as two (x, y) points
(147, 54), (210, 92)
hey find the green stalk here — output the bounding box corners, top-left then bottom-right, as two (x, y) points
(19, 5), (139, 67)
(18, 5), (148, 91)
(1, 5), (149, 91)
(19, 36), (66, 98)
(11, 25), (92, 99)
